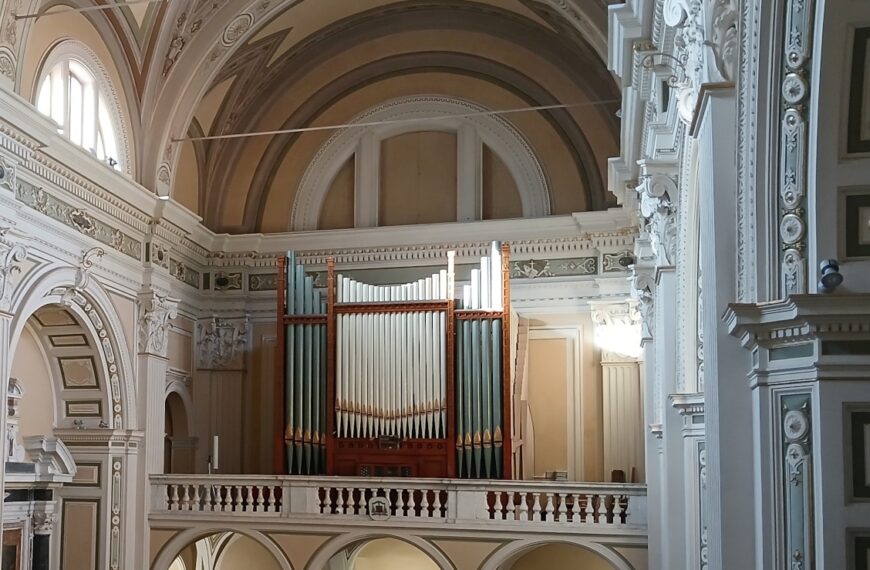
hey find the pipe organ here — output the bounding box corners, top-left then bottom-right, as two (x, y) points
(275, 243), (511, 479)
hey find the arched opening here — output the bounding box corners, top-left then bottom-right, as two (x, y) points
(320, 537), (443, 570)
(166, 531), (287, 570)
(164, 391), (191, 474)
(499, 542), (618, 570)
(5, 302), (118, 569)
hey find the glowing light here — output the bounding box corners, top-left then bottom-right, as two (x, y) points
(594, 322), (642, 358)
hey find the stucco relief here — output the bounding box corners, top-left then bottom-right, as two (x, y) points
(663, 0), (738, 122)
(196, 316), (248, 370)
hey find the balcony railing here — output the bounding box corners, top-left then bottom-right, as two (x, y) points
(150, 475), (647, 531)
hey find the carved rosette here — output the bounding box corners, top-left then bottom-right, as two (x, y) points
(777, 0), (814, 296)
(137, 293), (178, 357)
(196, 316), (249, 370)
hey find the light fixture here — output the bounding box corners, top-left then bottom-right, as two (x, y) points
(157, 194), (170, 201)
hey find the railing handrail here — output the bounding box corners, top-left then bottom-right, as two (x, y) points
(150, 474), (647, 495)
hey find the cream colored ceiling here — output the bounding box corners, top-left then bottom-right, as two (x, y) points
(14, 0), (620, 233)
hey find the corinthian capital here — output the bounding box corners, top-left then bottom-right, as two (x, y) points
(137, 292), (178, 357)
(636, 162), (678, 266)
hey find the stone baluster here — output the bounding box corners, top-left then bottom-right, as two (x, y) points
(432, 490), (443, 518)
(554, 493), (565, 523)
(169, 485), (180, 510)
(505, 492), (516, 521)
(531, 493), (542, 521)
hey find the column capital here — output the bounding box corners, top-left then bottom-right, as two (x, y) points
(137, 292), (178, 357)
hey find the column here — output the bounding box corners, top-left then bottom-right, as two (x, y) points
(354, 131), (380, 228)
(135, 291), (177, 570)
(591, 302), (644, 482)
(31, 511), (55, 570)
(695, 87), (755, 570)
(456, 124), (482, 222)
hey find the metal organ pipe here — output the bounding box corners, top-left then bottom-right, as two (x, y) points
(281, 241), (508, 478)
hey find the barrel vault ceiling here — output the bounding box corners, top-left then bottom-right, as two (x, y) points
(19, 0), (623, 234)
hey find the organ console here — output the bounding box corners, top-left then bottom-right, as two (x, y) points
(274, 243), (511, 479)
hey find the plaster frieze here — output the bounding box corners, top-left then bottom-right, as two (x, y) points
(137, 292), (179, 357)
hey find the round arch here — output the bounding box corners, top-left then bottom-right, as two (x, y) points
(8, 264), (137, 430)
(165, 379), (194, 438)
(305, 532), (455, 570)
(479, 537), (634, 570)
(291, 95), (550, 231)
(31, 39), (133, 174)
(150, 527), (294, 570)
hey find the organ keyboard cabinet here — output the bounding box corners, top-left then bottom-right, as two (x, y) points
(274, 243), (512, 480)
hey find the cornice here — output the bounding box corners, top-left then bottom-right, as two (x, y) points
(725, 295), (870, 349)
(669, 392), (705, 416)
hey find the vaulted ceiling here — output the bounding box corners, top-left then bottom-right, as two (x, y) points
(15, 0), (622, 234)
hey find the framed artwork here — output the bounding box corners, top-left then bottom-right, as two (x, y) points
(847, 27), (870, 155)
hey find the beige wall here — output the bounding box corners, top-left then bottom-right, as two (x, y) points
(379, 131), (457, 226)
(12, 325), (55, 438)
(482, 146), (522, 220)
(509, 543), (616, 570)
(320, 157), (355, 230)
(346, 538), (438, 570)
(216, 535), (282, 570)
(175, 140), (200, 214)
(526, 337), (569, 477)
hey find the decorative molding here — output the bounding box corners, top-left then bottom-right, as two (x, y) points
(781, 393), (813, 569)
(846, 28), (870, 154)
(510, 257), (596, 279)
(169, 258), (200, 289)
(16, 180), (141, 260)
(137, 293), (179, 357)
(776, 0), (815, 296)
(196, 316), (248, 370)
(0, 225), (26, 308)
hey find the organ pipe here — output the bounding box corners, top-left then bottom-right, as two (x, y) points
(278, 241), (511, 479)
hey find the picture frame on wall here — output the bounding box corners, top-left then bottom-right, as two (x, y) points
(847, 27), (870, 155)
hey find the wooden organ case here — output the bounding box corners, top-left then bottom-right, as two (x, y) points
(274, 243), (512, 479)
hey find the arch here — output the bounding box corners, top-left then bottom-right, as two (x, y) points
(479, 537), (634, 570)
(291, 95), (551, 231)
(31, 39), (133, 174)
(305, 532), (454, 570)
(165, 379), (194, 438)
(8, 264), (137, 429)
(151, 527), (293, 570)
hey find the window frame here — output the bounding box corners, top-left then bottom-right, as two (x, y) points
(33, 41), (130, 174)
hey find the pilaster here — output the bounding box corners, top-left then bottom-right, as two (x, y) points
(726, 295), (870, 570)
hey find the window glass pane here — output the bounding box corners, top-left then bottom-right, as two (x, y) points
(68, 60), (90, 82)
(37, 78), (51, 116)
(50, 65), (64, 125)
(98, 97), (118, 167)
(68, 76), (83, 146)
(83, 82), (96, 150)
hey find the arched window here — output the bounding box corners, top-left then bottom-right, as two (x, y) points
(35, 48), (124, 171)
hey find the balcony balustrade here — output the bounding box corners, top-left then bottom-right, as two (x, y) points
(150, 475), (647, 533)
